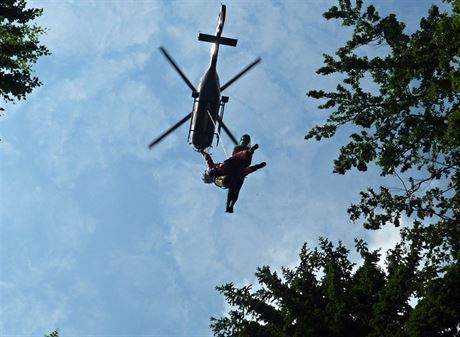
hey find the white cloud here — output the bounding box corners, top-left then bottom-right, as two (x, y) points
(39, 1), (163, 57)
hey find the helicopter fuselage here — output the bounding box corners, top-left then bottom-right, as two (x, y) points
(187, 7), (225, 151)
(189, 65), (221, 150)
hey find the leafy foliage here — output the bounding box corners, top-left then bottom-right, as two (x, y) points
(306, 0), (459, 282)
(212, 1), (460, 336)
(211, 238), (459, 337)
(0, 0), (50, 104)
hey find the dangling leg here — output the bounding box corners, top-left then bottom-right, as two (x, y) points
(225, 177), (244, 213)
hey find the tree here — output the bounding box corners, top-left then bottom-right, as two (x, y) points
(0, 0), (50, 105)
(212, 1), (459, 336)
(306, 0), (459, 291)
(211, 238), (457, 337)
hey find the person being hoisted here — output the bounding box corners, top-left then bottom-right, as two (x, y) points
(225, 134), (254, 212)
(201, 141), (266, 213)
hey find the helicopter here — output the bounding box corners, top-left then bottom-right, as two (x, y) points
(148, 4), (261, 151)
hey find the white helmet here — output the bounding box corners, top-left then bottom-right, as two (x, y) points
(202, 169), (214, 184)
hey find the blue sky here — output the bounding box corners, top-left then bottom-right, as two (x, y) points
(0, 0), (446, 336)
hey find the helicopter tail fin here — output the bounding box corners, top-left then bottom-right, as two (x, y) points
(198, 33), (237, 47)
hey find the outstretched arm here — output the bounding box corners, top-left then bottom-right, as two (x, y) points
(201, 151), (215, 169)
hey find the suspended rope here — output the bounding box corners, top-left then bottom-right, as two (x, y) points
(207, 109), (228, 158)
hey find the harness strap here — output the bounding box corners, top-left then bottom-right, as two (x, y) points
(214, 176), (227, 189)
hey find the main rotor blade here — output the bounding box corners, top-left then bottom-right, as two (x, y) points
(220, 57), (261, 92)
(220, 121), (238, 145)
(159, 47), (196, 92)
(148, 113), (192, 150)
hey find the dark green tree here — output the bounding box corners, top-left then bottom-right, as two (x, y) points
(211, 238), (435, 337)
(0, 0), (50, 105)
(212, 1), (459, 336)
(305, 0), (459, 304)
(211, 238), (458, 337)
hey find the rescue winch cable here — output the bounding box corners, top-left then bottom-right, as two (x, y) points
(207, 109), (228, 158)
